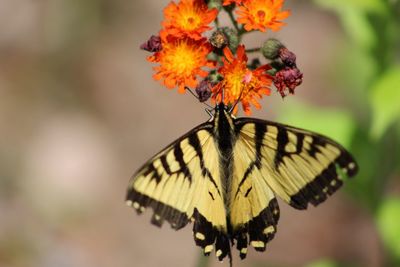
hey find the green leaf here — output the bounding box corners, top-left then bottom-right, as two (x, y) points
(369, 66), (400, 139)
(377, 197), (400, 260)
(304, 259), (338, 267)
(277, 101), (356, 149)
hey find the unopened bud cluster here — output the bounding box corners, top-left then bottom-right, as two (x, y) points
(262, 38), (303, 97)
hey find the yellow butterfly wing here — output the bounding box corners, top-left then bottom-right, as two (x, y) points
(126, 123), (229, 257)
(228, 118), (358, 257)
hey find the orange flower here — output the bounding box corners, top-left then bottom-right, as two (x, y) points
(148, 37), (215, 93)
(212, 45), (272, 114)
(236, 0), (290, 32)
(222, 0), (243, 5)
(161, 0), (218, 41)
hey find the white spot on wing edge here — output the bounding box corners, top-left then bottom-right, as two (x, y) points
(204, 245), (213, 253)
(263, 225), (275, 235)
(195, 232), (205, 240)
(126, 200), (141, 210)
(250, 241), (265, 248)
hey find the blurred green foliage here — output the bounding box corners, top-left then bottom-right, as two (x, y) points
(278, 101), (356, 148)
(370, 66), (400, 139)
(277, 0), (400, 266)
(377, 197), (400, 261)
(305, 259), (340, 267)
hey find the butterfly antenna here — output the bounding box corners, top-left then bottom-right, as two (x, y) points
(185, 86), (213, 110)
(229, 87), (246, 113)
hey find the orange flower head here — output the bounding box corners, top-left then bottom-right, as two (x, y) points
(162, 0), (218, 40)
(148, 37), (215, 93)
(236, 0), (290, 32)
(212, 45), (272, 115)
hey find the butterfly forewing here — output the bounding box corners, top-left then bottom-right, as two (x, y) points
(234, 118), (358, 210)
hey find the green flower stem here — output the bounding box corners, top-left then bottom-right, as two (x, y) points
(214, 16), (220, 28)
(237, 26), (247, 35)
(227, 9), (240, 33)
(245, 47), (261, 53)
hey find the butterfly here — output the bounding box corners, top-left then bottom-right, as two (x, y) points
(126, 102), (358, 265)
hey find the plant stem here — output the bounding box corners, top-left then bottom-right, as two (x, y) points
(214, 16), (220, 28)
(227, 9), (240, 33)
(245, 47), (261, 53)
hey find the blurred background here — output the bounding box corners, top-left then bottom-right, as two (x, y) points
(0, 0), (399, 267)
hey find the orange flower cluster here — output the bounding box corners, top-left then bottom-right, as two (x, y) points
(235, 0), (290, 32)
(149, 38), (215, 93)
(212, 45), (272, 114)
(149, 0), (217, 93)
(161, 0), (218, 40)
(223, 0), (289, 32)
(142, 0), (292, 114)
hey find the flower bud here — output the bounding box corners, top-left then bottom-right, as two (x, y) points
(210, 30), (228, 49)
(207, 0), (222, 11)
(279, 47), (296, 67)
(221, 27), (239, 52)
(195, 80), (213, 102)
(261, 38), (284, 60)
(274, 67), (303, 97)
(140, 35), (162, 52)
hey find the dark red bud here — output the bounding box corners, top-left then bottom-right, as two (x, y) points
(140, 35), (162, 52)
(274, 67), (303, 97)
(195, 80), (213, 102)
(279, 47), (297, 67)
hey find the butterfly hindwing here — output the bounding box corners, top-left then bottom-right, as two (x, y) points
(234, 118), (358, 210)
(126, 123), (230, 256)
(229, 130), (280, 258)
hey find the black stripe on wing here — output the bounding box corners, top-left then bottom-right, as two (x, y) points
(126, 122), (214, 228)
(233, 198), (280, 259)
(126, 189), (190, 229)
(192, 209), (231, 261)
(289, 147), (357, 209)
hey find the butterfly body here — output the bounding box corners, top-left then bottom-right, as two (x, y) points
(126, 103), (358, 264)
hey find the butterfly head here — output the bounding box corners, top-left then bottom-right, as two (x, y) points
(211, 102), (236, 131)
(214, 102), (234, 119)
(216, 102), (229, 112)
